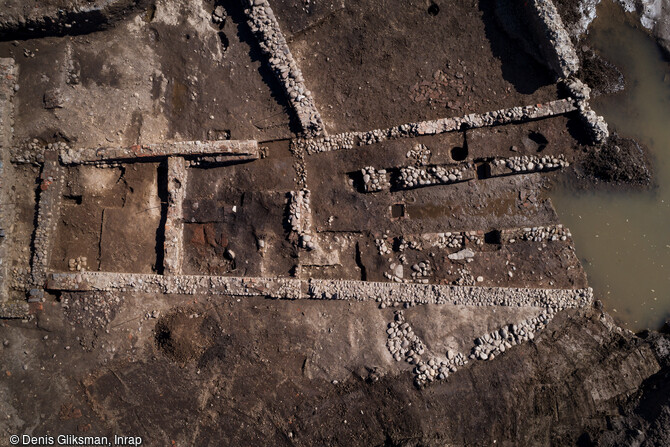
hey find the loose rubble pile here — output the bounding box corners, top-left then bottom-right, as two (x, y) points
(395, 236), (421, 252)
(386, 311), (468, 387)
(386, 311), (425, 362)
(287, 189), (315, 250)
(360, 166), (390, 192)
(211, 5), (226, 24)
(406, 143), (431, 165)
(410, 261), (432, 281)
(398, 164), (469, 188)
(432, 232), (465, 249)
(464, 231), (485, 246)
(470, 311), (555, 361)
(60, 291), (121, 347)
(244, 0), (324, 137)
(375, 237), (391, 256)
(453, 266), (476, 286)
(68, 256), (88, 272)
(493, 154), (569, 174)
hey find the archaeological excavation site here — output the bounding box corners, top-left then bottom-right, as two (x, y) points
(1, 0), (670, 445)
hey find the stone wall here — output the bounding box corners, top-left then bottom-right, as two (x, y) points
(490, 154), (569, 176)
(163, 157), (186, 275)
(0, 58), (16, 303)
(287, 189), (316, 250)
(0, 58), (28, 317)
(500, 224), (572, 243)
(59, 140), (259, 165)
(243, 0), (325, 137)
(296, 99), (577, 155)
(45, 271), (593, 310)
(30, 153), (64, 287)
(525, 0), (580, 78)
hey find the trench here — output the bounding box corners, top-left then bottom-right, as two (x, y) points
(551, 2), (670, 331)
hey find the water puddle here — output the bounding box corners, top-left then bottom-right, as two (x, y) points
(551, 1), (670, 331)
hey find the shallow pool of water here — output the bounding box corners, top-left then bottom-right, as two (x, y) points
(551, 1), (670, 331)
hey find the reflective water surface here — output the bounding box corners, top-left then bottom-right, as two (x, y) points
(551, 2), (670, 331)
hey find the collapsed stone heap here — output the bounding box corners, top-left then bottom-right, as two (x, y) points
(386, 310), (426, 362)
(386, 310), (469, 387)
(471, 311), (555, 361)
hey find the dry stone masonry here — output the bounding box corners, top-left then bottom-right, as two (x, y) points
(386, 310), (469, 387)
(501, 224), (572, 243)
(0, 58), (15, 304)
(562, 77), (609, 144)
(30, 153), (64, 287)
(163, 157), (186, 275)
(491, 154), (569, 175)
(524, 0), (609, 143)
(412, 352), (468, 387)
(47, 271), (305, 299)
(0, 57), (28, 317)
(527, 0), (580, 78)
(398, 164), (473, 188)
(12, 140), (69, 165)
(45, 271), (593, 311)
(361, 166), (390, 192)
(244, 0), (325, 137)
(59, 140), (259, 165)
(386, 310), (426, 362)
(296, 99), (577, 155)
(287, 189), (316, 250)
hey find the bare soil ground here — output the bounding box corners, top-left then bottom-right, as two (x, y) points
(51, 163), (162, 273)
(286, 0), (558, 133)
(1, 293), (667, 446)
